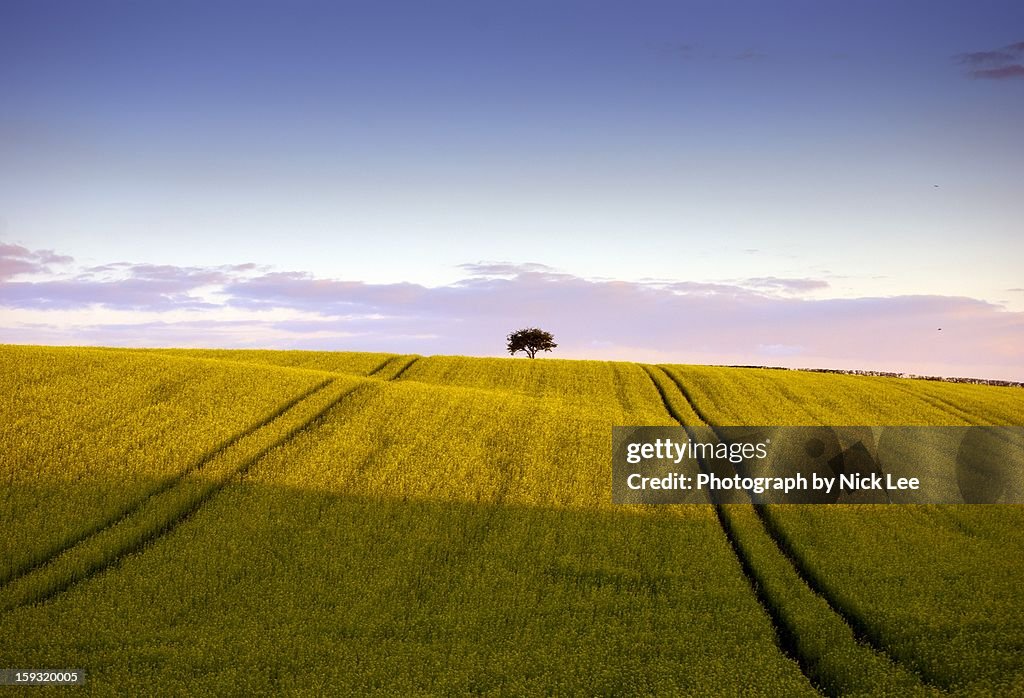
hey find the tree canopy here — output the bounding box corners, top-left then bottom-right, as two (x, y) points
(507, 328), (557, 359)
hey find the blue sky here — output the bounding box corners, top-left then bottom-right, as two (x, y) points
(1, 1), (1022, 378)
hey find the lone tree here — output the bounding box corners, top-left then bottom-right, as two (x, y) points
(507, 327), (557, 359)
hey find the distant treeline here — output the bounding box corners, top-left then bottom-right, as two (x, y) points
(724, 366), (1024, 389)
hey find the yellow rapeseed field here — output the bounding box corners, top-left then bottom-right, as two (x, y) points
(0, 346), (330, 585)
(1, 346), (1021, 695)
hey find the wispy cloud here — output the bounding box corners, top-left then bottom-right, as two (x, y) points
(1, 279), (219, 311)
(740, 277), (829, 293)
(1, 256), (250, 310)
(457, 262), (559, 277)
(955, 41), (1024, 79)
(734, 49), (768, 61)
(0, 243), (73, 281)
(2, 244), (1022, 381)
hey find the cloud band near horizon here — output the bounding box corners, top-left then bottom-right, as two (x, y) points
(1, 242), (1022, 382)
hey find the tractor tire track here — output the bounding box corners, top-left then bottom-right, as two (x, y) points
(387, 356), (419, 381)
(642, 366), (817, 687)
(662, 367), (1004, 691)
(366, 355), (419, 381)
(889, 382), (983, 426)
(752, 503), (955, 686)
(0, 378), (333, 590)
(366, 355), (400, 378)
(648, 365), (941, 696)
(0, 379), (371, 613)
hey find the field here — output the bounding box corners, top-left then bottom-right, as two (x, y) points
(1, 345), (1022, 696)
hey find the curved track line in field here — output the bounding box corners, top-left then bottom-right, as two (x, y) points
(662, 364), (984, 690)
(641, 365), (699, 428)
(365, 355), (419, 381)
(648, 365), (942, 696)
(388, 356), (420, 381)
(641, 366), (817, 685)
(661, 367), (1000, 691)
(888, 382), (984, 426)
(0, 380), (372, 613)
(0, 379), (333, 590)
(751, 504), (955, 685)
(366, 355), (400, 377)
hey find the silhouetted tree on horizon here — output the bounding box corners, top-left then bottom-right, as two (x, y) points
(507, 328), (557, 359)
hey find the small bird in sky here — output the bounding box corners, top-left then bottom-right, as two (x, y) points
(933, 184), (940, 188)
(938, 328), (942, 331)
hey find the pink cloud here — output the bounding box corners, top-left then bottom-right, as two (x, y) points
(0, 242), (74, 280)
(0, 255), (233, 310)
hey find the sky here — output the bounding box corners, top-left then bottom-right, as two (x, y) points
(1, 1), (1022, 379)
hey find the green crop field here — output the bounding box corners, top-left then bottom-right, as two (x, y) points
(1, 345), (1022, 696)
